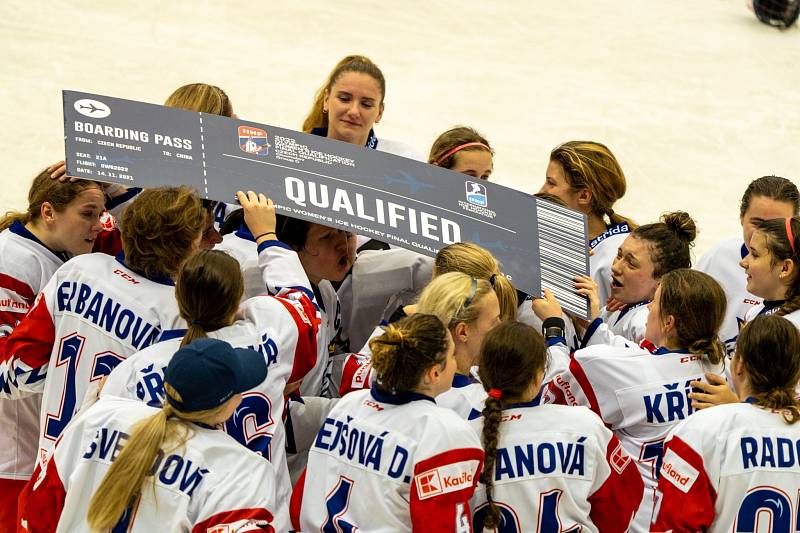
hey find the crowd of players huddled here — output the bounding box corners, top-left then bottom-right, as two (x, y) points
(2, 54), (800, 532)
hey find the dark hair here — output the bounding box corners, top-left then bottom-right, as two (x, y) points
(428, 126), (493, 169)
(754, 216), (800, 316)
(175, 250), (243, 346)
(220, 208), (244, 236)
(275, 214), (312, 251)
(0, 169), (102, 232)
(120, 186), (205, 279)
(632, 211), (697, 278)
(739, 175), (800, 219)
(658, 269), (726, 365)
(476, 321), (547, 529)
(736, 315), (800, 423)
(302, 55), (386, 132)
(369, 314), (450, 393)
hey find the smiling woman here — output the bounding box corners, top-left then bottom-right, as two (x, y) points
(0, 166), (105, 529)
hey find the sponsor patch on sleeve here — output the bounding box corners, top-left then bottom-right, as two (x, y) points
(414, 460), (480, 500)
(660, 448), (699, 493)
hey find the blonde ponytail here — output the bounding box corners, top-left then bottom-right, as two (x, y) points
(86, 384), (233, 530)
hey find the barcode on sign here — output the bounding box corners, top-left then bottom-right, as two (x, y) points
(535, 198), (590, 318)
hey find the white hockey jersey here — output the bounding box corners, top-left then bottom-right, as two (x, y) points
(0, 222), (66, 481)
(257, 239), (342, 398)
(101, 290), (318, 531)
(292, 386), (484, 532)
(589, 222), (631, 306)
(743, 300), (800, 328)
(469, 402), (643, 533)
(545, 338), (724, 532)
(436, 373), (487, 419)
(652, 401), (800, 532)
(17, 395), (277, 533)
(594, 301), (649, 345)
(697, 237), (761, 355)
(0, 252), (186, 465)
(337, 248), (433, 354)
(216, 227), (271, 301)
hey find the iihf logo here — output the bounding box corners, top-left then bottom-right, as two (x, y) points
(465, 181), (488, 207)
(238, 126), (271, 156)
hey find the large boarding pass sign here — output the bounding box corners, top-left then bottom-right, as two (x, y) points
(63, 90), (590, 317)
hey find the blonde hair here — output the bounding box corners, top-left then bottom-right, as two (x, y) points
(417, 272), (494, 329)
(434, 243), (517, 320)
(86, 384), (231, 531)
(164, 83), (233, 117)
(550, 141), (636, 227)
(302, 55), (386, 133)
(0, 169), (101, 232)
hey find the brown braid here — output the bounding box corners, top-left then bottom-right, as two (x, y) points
(476, 321), (547, 529)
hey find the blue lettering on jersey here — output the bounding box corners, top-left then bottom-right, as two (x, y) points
(56, 281), (161, 350)
(315, 416), (410, 478)
(643, 380), (696, 423)
(741, 436), (800, 470)
(245, 332), (279, 366)
(588, 223), (630, 249)
(83, 426), (209, 497)
(135, 363), (168, 407)
(494, 437), (586, 481)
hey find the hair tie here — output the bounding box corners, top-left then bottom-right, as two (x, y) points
(488, 388), (503, 399)
(489, 273), (497, 286)
(434, 142), (491, 166)
(786, 218), (797, 258)
(191, 319), (205, 327)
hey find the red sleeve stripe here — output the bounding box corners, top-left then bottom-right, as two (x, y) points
(0, 273), (35, 305)
(274, 295), (319, 386)
(192, 507), (275, 533)
(568, 357), (603, 418)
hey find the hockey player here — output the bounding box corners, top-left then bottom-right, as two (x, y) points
(428, 126), (494, 181)
(0, 169), (104, 531)
(102, 247), (318, 531)
(471, 321), (643, 532)
(341, 272), (503, 412)
(690, 215), (800, 410)
(538, 269), (727, 532)
(417, 272), (501, 417)
(538, 140), (637, 306)
(18, 338), (278, 532)
(0, 186), (205, 466)
(696, 175), (798, 355)
(589, 211), (698, 345)
(339, 243), (516, 397)
(739, 216), (800, 326)
(291, 313), (484, 532)
(652, 315), (800, 532)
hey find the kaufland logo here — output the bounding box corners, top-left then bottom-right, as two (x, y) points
(442, 471), (473, 488)
(660, 449), (698, 493)
(416, 470), (442, 497)
(415, 461), (478, 500)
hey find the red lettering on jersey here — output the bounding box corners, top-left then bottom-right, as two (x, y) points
(743, 298), (760, 305)
(364, 400), (384, 412)
(679, 355), (702, 363)
(113, 269), (140, 285)
(442, 471), (473, 489)
(501, 413), (522, 422)
(661, 462), (691, 487)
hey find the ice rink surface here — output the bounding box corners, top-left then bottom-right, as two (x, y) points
(1, 0), (798, 258)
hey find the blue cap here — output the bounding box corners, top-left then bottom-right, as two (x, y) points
(164, 338), (267, 412)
